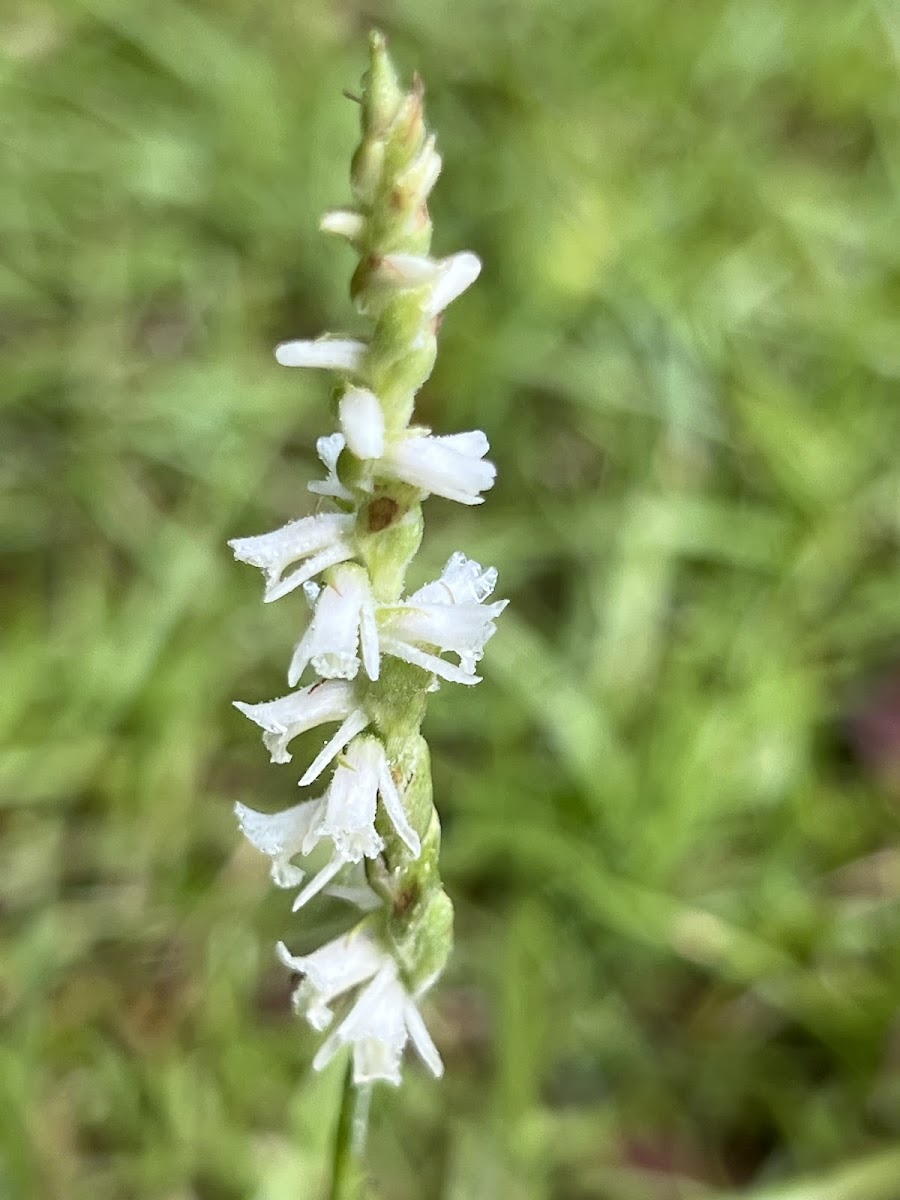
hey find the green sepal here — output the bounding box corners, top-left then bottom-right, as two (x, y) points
(381, 84), (427, 180)
(384, 732), (434, 839)
(351, 262), (432, 322)
(350, 138), (385, 208)
(390, 886), (454, 994)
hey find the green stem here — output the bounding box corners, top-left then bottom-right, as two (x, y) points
(328, 1057), (366, 1200)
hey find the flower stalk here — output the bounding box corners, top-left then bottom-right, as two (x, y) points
(230, 30), (505, 1113)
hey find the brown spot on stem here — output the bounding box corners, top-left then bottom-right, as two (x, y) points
(367, 496), (399, 532)
(393, 880), (421, 918)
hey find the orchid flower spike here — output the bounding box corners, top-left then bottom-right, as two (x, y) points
(227, 34), (506, 1109)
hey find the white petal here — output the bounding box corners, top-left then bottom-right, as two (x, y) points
(274, 337), (366, 371)
(425, 252), (481, 316)
(372, 251), (480, 317)
(380, 635), (481, 685)
(318, 738), (384, 862)
(384, 602), (506, 673)
(308, 478), (354, 500)
(233, 680), (354, 735)
(339, 387), (385, 459)
(380, 430), (495, 505)
(376, 755), (421, 857)
(292, 855), (345, 911)
(439, 430), (491, 460)
(288, 565), (372, 686)
(277, 927), (384, 1030)
(310, 1025), (345, 1074)
(229, 512), (350, 573)
(305, 958), (441, 1087)
(308, 433), (353, 501)
(380, 564), (507, 677)
(276, 928), (381, 989)
(312, 964), (405, 1085)
(358, 598), (381, 682)
(265, 540), (356, 604)
(397, 135), (442, 203)
(234, 681), (355, 764)
(410, 552), (498, 606)
(298, 708), (370, 786)
(229, 512), (356, 602)
(287, 635), (315, 688)
(320, 209), (365, 242)
(376, 253), (441, 287)
(404, 997), (444, 1078)
(386, 600), (503, 643)
(317, 432), (346, 475)
(234, 800), (319, 887)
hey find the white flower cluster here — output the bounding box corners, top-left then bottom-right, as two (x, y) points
(230, 253), (506, 1087)
(230, 36), (506, 1094)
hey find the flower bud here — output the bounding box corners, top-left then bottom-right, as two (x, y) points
(392, 887), (454, 994)
(320, 208), (366, 245)
(351, 137), (385, 207)
(362, 31), (403, 134)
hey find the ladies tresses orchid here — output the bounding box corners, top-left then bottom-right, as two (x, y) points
(228, 35), (505, 1101)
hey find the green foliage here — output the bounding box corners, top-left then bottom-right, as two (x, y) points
(3, 1), (900, 1197)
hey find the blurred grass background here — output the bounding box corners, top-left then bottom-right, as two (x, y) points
(3, 0), (900, 1197)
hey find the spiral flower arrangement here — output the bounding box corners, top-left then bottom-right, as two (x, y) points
(231, 33), (505, 1097)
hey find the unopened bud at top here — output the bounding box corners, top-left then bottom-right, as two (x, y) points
(362, 31), (403, 134)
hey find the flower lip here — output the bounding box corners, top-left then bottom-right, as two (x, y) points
(228, 511), (356, 603)
(339, 386), (386, 460)
(375, 553), (506, 684)
(234, 798), (320, 888)
(233, 679), (358, 764)
(369, 251), (481, 319)
(309, 433), (353, 501)
(274, 337), (367, 371)
(425, 252), (481, 317)
(277, 928), (384, 1032)
(308, 735), (421, 864)
(379, 428), (496, 506)
(320, 209), (366, 243)
(288, 562), (379, 687)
